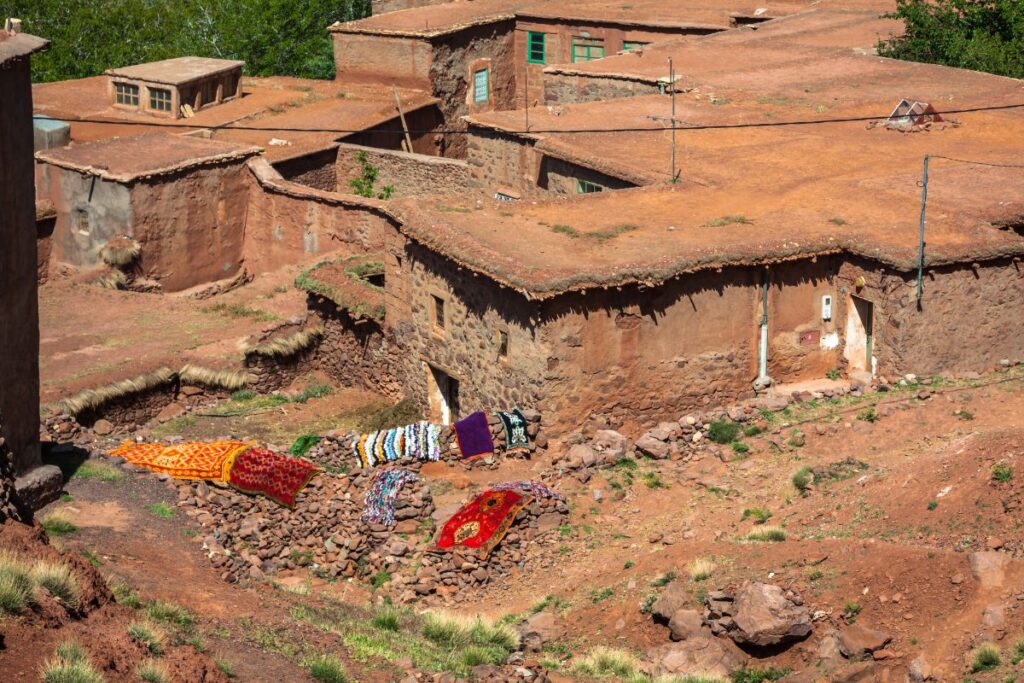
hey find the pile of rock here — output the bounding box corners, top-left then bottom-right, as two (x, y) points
(175, 466), (435, 585)
(380, 495), (569, 604)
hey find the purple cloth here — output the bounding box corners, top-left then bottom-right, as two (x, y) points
(454, 411), (494, 460)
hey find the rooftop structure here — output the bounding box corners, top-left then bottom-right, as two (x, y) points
(104, 56), (244, 119)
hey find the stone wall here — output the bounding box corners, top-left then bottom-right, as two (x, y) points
(334, 143), (474, 198)
(544, 72), (662, 105)
(837, 257), (1024, 376)
(0, 55), (41, 476)
(273, 146), (339, 192)
(383, 237), (547, 422)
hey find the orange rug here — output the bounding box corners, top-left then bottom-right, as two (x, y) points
(109, 440), (251, 481)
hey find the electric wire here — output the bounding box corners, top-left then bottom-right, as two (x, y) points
(31, 101), (1024, 136)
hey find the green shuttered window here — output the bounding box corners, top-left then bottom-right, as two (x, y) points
(527, 31), (546, 64)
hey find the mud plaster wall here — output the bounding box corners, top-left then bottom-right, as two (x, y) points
(371, 0), (444, 13)
(242, 174), (396, 277)
(128, 163), (249, 291)
(514, 19), (715, 106)
(538, 259), (841, 432)
(333, 34), (433, 89)
(838, 257), (1024, 375)
(382, 237), (546, 422)
(766, 259), (841, 381)
(334, 143), (474, 197)
(0, 58), (41, 475)
(273, 146), (339, 192)
(429, 20), (516, 159)
(43, 166), (132, 269)
(544, 73), (661, 105)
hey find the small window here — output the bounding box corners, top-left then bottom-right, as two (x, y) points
(473, 68), (489, 104)
(497, 330), (509, 358)
(572, 36), (605, 63)
(622, 41), (648, 52)
(577, 179), (605, 194)
(432, 295), (446, 330)
(115, 82), (139, 107)
(494, 191), (519, 202)
(149, 88), (172, 112)
(527, 32), (546, 64)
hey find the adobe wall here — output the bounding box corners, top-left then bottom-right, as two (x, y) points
(332, 33), (433, 89)
(465, 127), (541, 196)
(429, 20), (516, 158)
(544, 72), (661, 105)
(371, 0), (444, 13)
(537, 258), (840, 432)
(514, 19), (715, 106)
(334, 143), (474, 197)
(0, 57), (41, 476)
(127, 162), (249, 291)
(242, 161), (397, 277)
(837, 257), (1024, 376)
(539, 156), (638, 194)
(382, 237), (547, 421)
(273, 146), (339, 192)
(42, 166), (132, 269)
(767, 259), (842, 381)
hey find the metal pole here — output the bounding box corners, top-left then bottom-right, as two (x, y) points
(917, 154), (930, 304)
(669, 57), (676, 184)
(525, 59), (530, 132)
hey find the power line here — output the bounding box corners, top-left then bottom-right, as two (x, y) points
(31, 101), (1024, 136)
(928, 154), (1024, 170)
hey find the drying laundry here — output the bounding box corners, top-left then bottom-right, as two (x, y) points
(352, 421), (442, 468)
(109, 440), (250, 482)
(227, 446), (320, 508)
(437, 489), (532, 558)
(496, 408), (530, 454)
(361, 468), (419, 525)
(453, 411), (494, 460)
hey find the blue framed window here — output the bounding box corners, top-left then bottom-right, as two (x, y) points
(577, 179), (604, 194)
(473, 68), (489, 104)
(527, 31), (546, 64)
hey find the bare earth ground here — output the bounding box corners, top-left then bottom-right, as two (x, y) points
(17, 366), (1024, 682)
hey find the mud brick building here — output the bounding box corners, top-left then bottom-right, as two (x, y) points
(105, 57), (244, 119)
(0, 25), (64, 507)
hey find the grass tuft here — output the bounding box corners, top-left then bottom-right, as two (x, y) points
(146, 502), (175, 519)
(41, 658), (103, 683)
(32, 560), (80, 606)
(704, 214), (752, 227)
(972, 644), (1001, 672)
(41, 513), (78, 536)
(306, 654), (350, 683)
(707, 420), (741, 444)
(992, 463), (1014, 482)
(791, 467), (813, 492)
(743, 525), (787, 543)
(650, 570), (678, 588)
(572, 646), (642, 678)
(741, 507), (772, 524)
(73, 460), (124, 482)
(147, 600), (195, 628)
(54, 641), (87, 664)
(136, 659), (170, 683)
(0, 551), (34, 615)
(128, 622), (166, 655)
(372, 606), (403, 632)
(688, 557), (715, 582)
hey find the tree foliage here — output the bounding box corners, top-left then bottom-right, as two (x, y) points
(878, 0), (1024, 78)
(0, 0), (371, 82)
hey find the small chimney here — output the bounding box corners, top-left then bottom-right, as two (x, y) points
(4, 18), (23, 34)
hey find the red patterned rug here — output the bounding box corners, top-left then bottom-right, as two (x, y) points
(437, 489), (532, 558)
(227, 447), (320, 508)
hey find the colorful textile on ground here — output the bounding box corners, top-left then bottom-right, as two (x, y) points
(352, 421), (441, 469)
(496, 408), (530, 454)
(454, 411), (494, 460)
(289, 434), (320, 458)
(109, 440), (250, 481)
(491, 480), (564, 501)
(362, 469), (418, 525)
(437, 489), (532, 558)
(227, 447), (320, 507)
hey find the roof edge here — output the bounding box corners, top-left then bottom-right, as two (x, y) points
(36, 143), (263, 183)
(0, 32), (49, 65)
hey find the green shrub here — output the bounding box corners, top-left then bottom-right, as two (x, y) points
(792, 467), (813, 491)
(372, 607), (402, 632)
(707, 420), (741, 444)
(370, 569), (392, 589)
(843, 601), (862, 620)
(730, 441), (750, 455)
(741, 507), (772, 524)
(927, 500), (938, 510)
(289, 434), (320, 458)
(742, 425), (762, 437)
(146, 502), (174, 519)
(650, 571), (677, 587)
(41, 513), (77, 536)
(972, 644), (1001, 672)
(857, 407), (878, 423)
(992, 463), (1014, 482)
(731, 667), (791, 683)
(306, 654), (350, 683)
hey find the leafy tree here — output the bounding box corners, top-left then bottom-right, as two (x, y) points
(0, 0), (371, 82)
(878, 0), (1024, 78)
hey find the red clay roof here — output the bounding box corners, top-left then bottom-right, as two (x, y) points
(105, 57), (244, 86)
(0, 31), (48, 65)
(35, 133), (261, 183)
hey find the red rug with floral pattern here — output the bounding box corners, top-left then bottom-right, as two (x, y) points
(437, 489), (532, 558)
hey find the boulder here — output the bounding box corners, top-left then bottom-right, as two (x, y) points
(649, 636), (746, 679)
(92, 419), (113, 436)
(635, 435), (671, 460)
(707, 582), (812, 648)
(969, 552), (1009, 588)
(518, 611), (565, 653)
(14, 464), (63, 511)
(652, 580), (689, 623)
(567, 443), (598, 468)
(908, 656), (934, 681)
(668, 609), (704, 641)
(837, 624), (891, 659)
(592, 430), (629, 459)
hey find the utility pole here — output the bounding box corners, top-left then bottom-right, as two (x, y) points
(669, 57), (677, 183)
(917, 154), (930, 306)
(525, 61), (530, 132)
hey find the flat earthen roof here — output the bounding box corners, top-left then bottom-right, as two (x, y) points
(0, 31), (48, 65)
(105, 56), (244, 86)
(35, 133), (261, 183)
